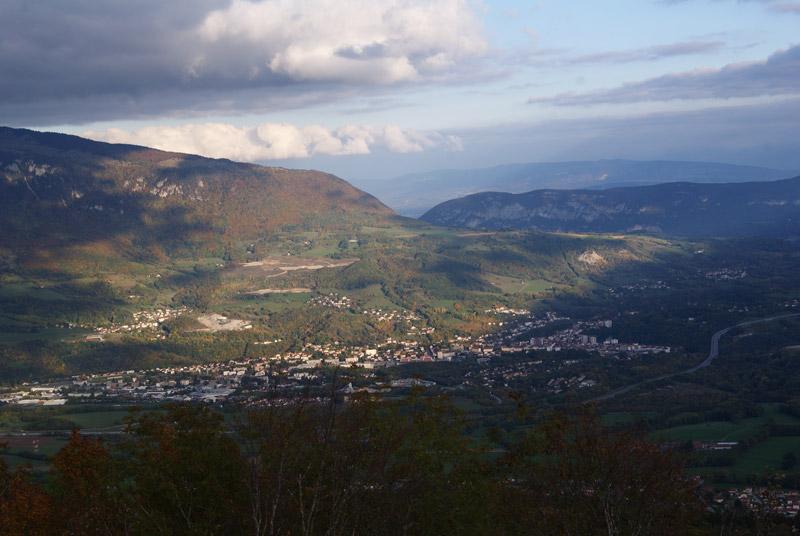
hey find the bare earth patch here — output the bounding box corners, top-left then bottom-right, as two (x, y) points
(196, 314), (251, 332)
(225, 256), (357, 278)
(245, 288), (313, 295)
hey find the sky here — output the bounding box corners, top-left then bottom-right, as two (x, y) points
(2, 0), (799, 186)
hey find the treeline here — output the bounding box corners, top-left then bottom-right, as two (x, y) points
(0, 396), (708, 536)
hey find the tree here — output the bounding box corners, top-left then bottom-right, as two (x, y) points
(49, 429), (127, 535)
(237, 386), (490, 536)
(0, 446), (52, 536)
(118, 404), (248, 536)
(496, 405), (700, 536)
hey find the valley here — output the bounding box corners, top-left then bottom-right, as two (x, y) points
(3, 128), (800, 531)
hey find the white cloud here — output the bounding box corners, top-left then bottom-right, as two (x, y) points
(195, 0), (487, 84)
(82, 122), (463, 161)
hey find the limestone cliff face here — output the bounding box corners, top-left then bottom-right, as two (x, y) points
(420, 178), (800, 237)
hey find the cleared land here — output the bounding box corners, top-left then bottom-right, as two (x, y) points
(225, 256), (357, 278)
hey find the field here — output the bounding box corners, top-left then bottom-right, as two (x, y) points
(0, 279), (70, 301)
(0, 327), (93, 344)
(656, 419), (767, 442)
(483, 273), (563, 295)
(1, 437), (68, 471)
(59, 410), (131, 429)
(733, 436), (800, 474)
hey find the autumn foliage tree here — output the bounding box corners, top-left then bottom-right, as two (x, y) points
(0, 397), (706, 535)
(0, 442), (52, 536)
(495, 404), (700, 536)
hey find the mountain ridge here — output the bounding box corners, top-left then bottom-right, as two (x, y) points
(367, 159), (799, 216)
(0, 126), (395, 274)
(420, 176), (800, 237)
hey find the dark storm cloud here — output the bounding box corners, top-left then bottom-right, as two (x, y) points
(528, 44), (800, 106)
(0, 1), (223, 100)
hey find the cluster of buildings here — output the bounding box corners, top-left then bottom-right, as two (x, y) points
(362, 308), (420, 323)
(464, 356), (597, 394)
(3, 305), (671, 407)
(483, 317), (670, 357)
(545, 374), (598, 393)
(0, 386), (67, 406)
(703, 268), (748, 281)
(608, 280), (670, 297)
(86, 306), (190, 340)
(5, 361), (270, 405)
(708, 487), (800, 519)
(307, 293), (353, 309)
(484, 306), (529, 316)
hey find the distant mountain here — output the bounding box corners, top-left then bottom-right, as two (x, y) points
(370, 160), (799, 217)
(0, 127), (394, 273)
(420, 177), (800, 237)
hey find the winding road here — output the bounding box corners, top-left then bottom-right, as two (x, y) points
(584, 312), (800, 403)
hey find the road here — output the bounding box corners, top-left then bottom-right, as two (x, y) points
(584, 312), (800, 403)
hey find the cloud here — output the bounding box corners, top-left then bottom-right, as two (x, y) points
(440, 97), (800, 172)
(529, 41), (724, 66)
(0, 0), (487, 124)
(197, 0), (487, 84)
(770, 1), (800, 13)
(82, 122), (463, 161)
(660, 0), (800, 14)
(528, 44), (800, 106)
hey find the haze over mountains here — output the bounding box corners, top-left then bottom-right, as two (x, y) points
(369, 160), (799, 217)
(420, 177), (800, 237)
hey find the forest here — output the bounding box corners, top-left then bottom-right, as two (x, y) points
(6, 392), (788, 536)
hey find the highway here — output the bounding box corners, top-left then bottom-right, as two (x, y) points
(584, 312), (800, 403)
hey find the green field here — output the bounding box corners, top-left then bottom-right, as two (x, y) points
(0, 327), (93, 344)
(297, 243), (340, 257)
(483, 273), (562, 295)
(0, 279), (70, 301)
(59, 410), (131, 429)
(652, 405), (800, 443)
(347, 284), (394, 309)
(733, 436), (800, 474)
(655, 420), (762, 442)
(227, 293), (311, 313)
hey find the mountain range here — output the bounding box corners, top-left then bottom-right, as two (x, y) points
(0, 127), (394, 274)
(420, 177), (800, 237)
(367, 160), (799, 217)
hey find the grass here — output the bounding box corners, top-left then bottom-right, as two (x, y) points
(0, 327), (93, 344)
(601, 412), (654, 425)
(430, 299), (458, 310)
(761, 403), (800, 425)
(227, 293), (310, 313)
(360, 225), (460, 238)
(1, 453), (51, 470)
(0, 280), (70, 301)
(347, 284), (394, 309)
(1, 438), (69, 470)
(59, 410), (131, 429)
(655, 418), (767, 442)
(732, 436), (800, 475)
(483, 273), (562, 295)
(653, 404), (800, 443)
(298, 244), (339, 257)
